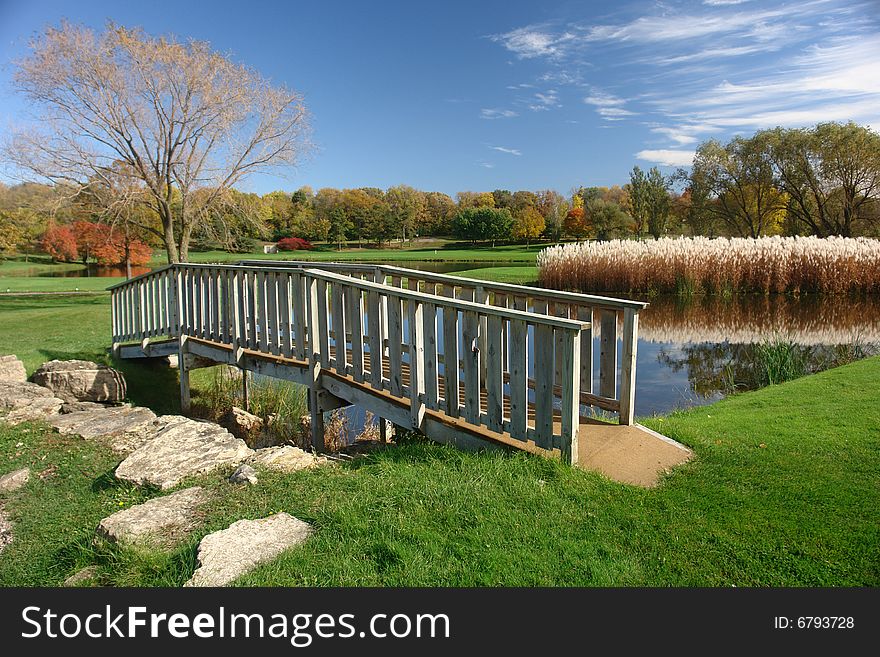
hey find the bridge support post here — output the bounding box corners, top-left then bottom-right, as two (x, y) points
(309, 387), (325, 453)
(178, 336), (191, 415)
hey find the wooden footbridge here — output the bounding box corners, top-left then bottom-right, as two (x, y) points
(108, 261), (675, 472)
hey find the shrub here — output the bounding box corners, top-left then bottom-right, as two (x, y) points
(276, 236), (314, 251)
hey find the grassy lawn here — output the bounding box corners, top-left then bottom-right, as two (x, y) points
(2, 313), (878, 585)
(451, 265), (539, 285)
(156, 240), (544, 266)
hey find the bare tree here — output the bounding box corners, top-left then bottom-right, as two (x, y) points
(4, 21), (310, 262)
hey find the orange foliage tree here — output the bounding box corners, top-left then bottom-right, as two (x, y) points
(40, 223), (78, 262)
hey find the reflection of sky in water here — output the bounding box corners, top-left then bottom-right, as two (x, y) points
(633, 340), (722, 417)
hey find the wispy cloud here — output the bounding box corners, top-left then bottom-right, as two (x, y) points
(635, 149), (696, 166)
(477, 161), (495, 169)
(489, 26), (575, 59)
(491, 146), (522, 156)
(486, 1), (880, 161)
(584, 89), (635, 119)
(528, 90), (560, 111)
(480, 108), (518, 120)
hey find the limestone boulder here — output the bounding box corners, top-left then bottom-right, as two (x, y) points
(0, 355), (27, 382)
(0, 381), (62, 421)
(50, 405), (163, 454)
(221, 406), (282, 449)
(3, 396), (64, 425)
(184, 513), (312, 587)
(249, 446), (329, 473)
(0, 468), (30, 493)
(31, 359), (127, 403)
(115, 416), (253, 490)
(97, 486), (209, 548)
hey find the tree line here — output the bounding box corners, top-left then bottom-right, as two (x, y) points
(3, 119), (879, 267)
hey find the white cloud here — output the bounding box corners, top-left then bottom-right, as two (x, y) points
(583, 91), (626, 107)
(527, 90), (561, 111)
(480, 108), (518, 120)
(491, 146), (522, 156)
(703, 0), (753, 5)
(635, 149), (696, 166)
(477, 161), (495, 169)
(490, 26), (574, 59)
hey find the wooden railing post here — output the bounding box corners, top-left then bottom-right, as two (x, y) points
(618, 309), (639, 425)
(560, 329), (581, 464)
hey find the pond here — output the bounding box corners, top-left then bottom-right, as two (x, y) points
(631, 294), (879, 416)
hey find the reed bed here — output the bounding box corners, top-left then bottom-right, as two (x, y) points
(537, 236), (880, 295)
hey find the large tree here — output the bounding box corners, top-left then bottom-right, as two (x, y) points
(761, 122), (880, 237)
(5, 21), (310, 263)
(690, 137), (788, 237)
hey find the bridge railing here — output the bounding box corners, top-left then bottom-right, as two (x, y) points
(239, 260), (647, 424)
(109, 262), (600, 462)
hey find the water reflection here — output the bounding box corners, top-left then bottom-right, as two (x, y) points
(634, 295), (880, 416)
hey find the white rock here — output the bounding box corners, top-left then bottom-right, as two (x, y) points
(115, 416), (253, 490)
(229, 464), (259, 485)
(185, 513), (312, 587)
(0, 381), (57, 411)
(0, 355), (27, 382)
(3, 396), (64, 424)
(250, 446), (329, 473)
(97, 487), (209, 548)
(50, 406), (163, 454)
(0, 468), (30, 493)
(31, 359), (127, 403)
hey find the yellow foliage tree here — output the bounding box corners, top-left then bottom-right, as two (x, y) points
(512, 207), (545, 246)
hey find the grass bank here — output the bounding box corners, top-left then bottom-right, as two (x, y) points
(1, 355), (878, 586)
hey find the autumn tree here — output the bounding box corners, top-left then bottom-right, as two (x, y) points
(535, 189), (569, 241)
(422, 192), (457, 234)
(760, 122), (880, 237)
(456, 191), (495, 209)
(40, 223), (78, 262)
(385, 185), (425, 242)
(563, 207), (590, 239)
(690, 137), (788, 237)
(512, 207), (545, 247)
(5, 21), (310, 263)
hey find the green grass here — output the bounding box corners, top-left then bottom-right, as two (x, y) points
(0, 255), (86, 275)
(152, 240), (544, 266)
(2, 356), (878, 586)
(451, 265), (539, 285)
(0, 276), (121, 293)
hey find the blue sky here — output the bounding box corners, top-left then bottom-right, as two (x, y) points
(1, 0), (878, 197)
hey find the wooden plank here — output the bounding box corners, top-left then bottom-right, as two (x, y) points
(422, 302), (439, 410)
(462, 308), (480, 424)
(219, 270), (229, 343)
(475, 286), (488, 387)
(279, 272), (292, 357)
(387, 294), (404, 396)
(559, 330), (581, 464)
(409, 299), (425, 428)
(247, 270), (257, 350)
(292, 273), (307, 361)
(553, 302), (568, 387)
(347, 284), (364, 382)
(599, 310), (618, 400)
(618, 308), (639, 426)
(331, 281), (346, 372)
(367, 289), (382, 390)
(210, 269), (220, 341)
(577, 306), (594, 397)
(257, 270), (268, 353)
(267, 271), (279, 355)
(232, 271), (242, 349)
(485, 314), (504, 433)
(442, 301), (459, 417)
(316, 279), (330, 367)
(508, 318), (527, 440)
(533, 323), (554, 448)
